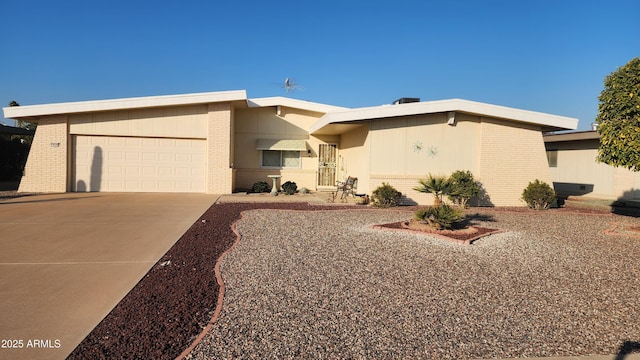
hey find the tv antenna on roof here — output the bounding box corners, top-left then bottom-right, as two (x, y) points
(282, 77), (302, 95)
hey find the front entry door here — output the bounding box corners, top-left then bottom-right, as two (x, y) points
(317, 144), (337, 187)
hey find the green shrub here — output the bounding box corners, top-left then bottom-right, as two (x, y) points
(251, 181), (270, 193)
(282, 181), (298, 195)
(522, 179), (556, 210)
(447, 170), (481, 208)
(414, 204), (465, 230)
(414, 174), (450, 206)
(371, 182), (402, 208)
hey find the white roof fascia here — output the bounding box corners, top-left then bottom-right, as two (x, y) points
(310, 98), (578, 133)
(543, 130), (600, 142)
(247, 97), (348, 114)
(2, 90), (248, 119)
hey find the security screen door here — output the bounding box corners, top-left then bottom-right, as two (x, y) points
(317, 144), (337, 187)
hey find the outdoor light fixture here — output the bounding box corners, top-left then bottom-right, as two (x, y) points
(447, 112), (456, 126)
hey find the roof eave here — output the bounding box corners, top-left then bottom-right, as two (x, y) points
(543, 130), (600, 142)
(2, 90), (248, 119)
(310, 99), (579, 134)
(247, 97), (348, 114)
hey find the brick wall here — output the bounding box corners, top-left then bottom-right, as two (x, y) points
(18, 116), (69, 193)
(477, 118), (553, 206)
(207, 103), (233, 193)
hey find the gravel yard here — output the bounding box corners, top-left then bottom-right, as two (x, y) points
(187, 207), (640, 359)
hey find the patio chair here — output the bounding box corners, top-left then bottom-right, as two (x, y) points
(337, 176), (358, 199)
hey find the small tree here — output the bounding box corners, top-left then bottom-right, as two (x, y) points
(595, 57), (640, 171)
(522, 179), (556, 210)
(447, 170), (480, 208)
(414, 174), (450, 206)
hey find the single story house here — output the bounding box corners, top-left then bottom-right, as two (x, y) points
(544, 130), (640, 201)
(2, 91), (578, 206)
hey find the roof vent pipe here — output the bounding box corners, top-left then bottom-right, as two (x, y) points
(591, 122), (599, 131)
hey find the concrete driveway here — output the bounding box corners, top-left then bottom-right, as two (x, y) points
(0, 192), (218, 360)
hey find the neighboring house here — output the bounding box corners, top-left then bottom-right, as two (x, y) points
(544, 130), (640, 201)
(2, 91), (578, 206)
(0, 123), (35, 141)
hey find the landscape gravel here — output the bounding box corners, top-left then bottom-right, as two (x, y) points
(187, 208), (640, 359)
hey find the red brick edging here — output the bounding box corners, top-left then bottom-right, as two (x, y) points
(370, 223), (505, 246)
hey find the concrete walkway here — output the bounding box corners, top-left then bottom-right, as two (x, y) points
(0, 192), (217, 360)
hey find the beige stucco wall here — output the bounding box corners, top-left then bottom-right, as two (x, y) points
(233, 106), (327, 191)
(548, 139), (640, 200)
(478, 118), (552, 206)
(365, 113), (481, 205)
(337, 124), (370, 193)
(69, 105), (208, 138)
(18, 116), (69, 193)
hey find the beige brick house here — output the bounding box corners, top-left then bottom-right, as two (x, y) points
(3, 91), (578, 206)
(544, 130), (640, 201)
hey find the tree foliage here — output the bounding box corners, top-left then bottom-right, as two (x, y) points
(595, 57), (640, 171)
(413, 174), (450, 206)
(0, 138), (30, 180)
(447, 170), (481, 208)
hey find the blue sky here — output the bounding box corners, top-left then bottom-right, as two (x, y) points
(1, 0), (638, 130)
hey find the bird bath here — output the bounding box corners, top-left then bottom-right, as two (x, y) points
(267, 175), (281, 196)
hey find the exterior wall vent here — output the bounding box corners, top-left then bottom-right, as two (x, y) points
(392, 97), (420, 105)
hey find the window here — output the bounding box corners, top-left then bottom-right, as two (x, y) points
(261, 150), (301, 168)
(546, 150), (557, 167)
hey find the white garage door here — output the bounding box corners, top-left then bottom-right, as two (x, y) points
(73, 136), (206, 192)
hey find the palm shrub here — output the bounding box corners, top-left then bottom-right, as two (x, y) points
(414, 174), (450, 206)
(414, 204), (465, 230)
(447, 170), (481, 208)
(371, 182), (402, 208)
(281, 181), (297, 195)
(522, 179), (556, 210)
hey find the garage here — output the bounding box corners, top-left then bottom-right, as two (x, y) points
(73, 135), (206, 192)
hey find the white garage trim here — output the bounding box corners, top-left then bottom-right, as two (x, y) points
(73, 136), (206, 193)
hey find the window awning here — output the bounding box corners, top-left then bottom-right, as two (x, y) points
(256, 139), (308, 151)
